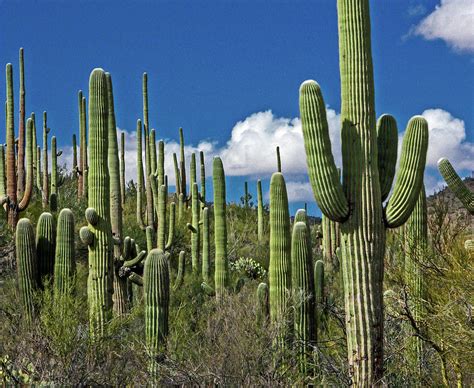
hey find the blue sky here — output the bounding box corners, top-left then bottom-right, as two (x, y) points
(1, 0), (473, 216)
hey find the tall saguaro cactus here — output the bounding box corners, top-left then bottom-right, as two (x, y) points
(42, 111), (50, 208)
(78, 90), (87, 198)
(404, 184), (427, 381)
(213, 157), (228, 299)
(136, 119), (146, 230)
(188, 182), (200, 272)
(50, 136), (63, 208)
(54, 208), (76, 297)
(17, 48), (26, 198)
(200, 151), (206, 210)
(120, 131), (126, 206)
(79, 68), (113, 337)
(1, 65), (34, 227)
(36, 212), (56, 284)
(299, 1), (429, 383)
(179, 127), (186, 200)
(257, 179), (264, 241)
(269, 172), (291, 345)
(437, 158), (473, 214)
(202, 207), (210, 282)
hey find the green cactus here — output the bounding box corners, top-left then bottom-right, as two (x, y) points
(72, 134), (78, 179)
(404, 184), (427, 380)
(42, 111), (50, 209)
(437, 158), (473, 214)
(143, 75), (154, 229)
(202, 207), (210, 283)
(106, 73), (128, 316)
(157, 184), (167, 251)
(244, 181), (249, 208)
(256, 282), (269, 325)
(157, 140), (165, 188)
(31, 112), (37, 172)
(53, 208), (76, 297)
(2, 64), (33, 227)
(321, 214), (340, 273)
(136, 119), (147, 230)
(187, 182), (200, 273)
(257, 179), (264, 242)
(50, 136), (63, 206)
(291, 221), (315, 374)
(213, 157), (229, 299)
(269, 172), (291, 343)
(81, 96), (89, 199)
(179, 127), (187, 200)
(166, 202), (176, 250)
(0, 145), (5, 203)
(276, 146), (281, 173)
(178, 192), (184, 221)
(36, 145), (41, 193)
(146, 225), (155, 252)
(299, 1), (429, 382)
(17, 48), (26, 198)
(173, 152), (181, 196)
(36, 212), (56, 285)
(78, 90), (87, 198)
(120, 131), (125, 206)
(199, 151), (206, 209)
(174, 250), (186, 290)
(314, 260), (324, 334)
(79, 69), (114, 337)
(190, 152), (197, 193)
(144, 249), (170, 376)
(149, 130), (157, 179)
(16, 218), (38, 321)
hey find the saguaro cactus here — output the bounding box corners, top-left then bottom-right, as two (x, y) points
(257, 179), (264, 241)
(36, 212), (56, 284)
(79, 68), (113, 336)
(136, 119), (146, 230)
(42, 111), (50, 208)
(54, 208), (76, 296)
(276, 146), (281, 173)
(72, 134), (78, 179)
(2, 64), (33, 227)
(166, 202), (176, 249)
(106, 73), (128, 316)
(269, 172), (291, 345)
(256, 282), (269, 325)
(174, 250), (186, 290)
(144, 249), (170, 376)
(36, 145), (41, 192)
(187, 182), (200, 272)
(244, 181), (249, 208)
(120, 131), (126, 206)
(291, 221), (315, 374)
(437, 158), (473, 214)
(0, 146), (5, 204)
(179, 127), (187, 200)
(404, 184), (427, 380)
(173, 152), (181, 196)
(314, 260), (324, 332)
(299, 1), (429, 382)
(17, 48), (26, 198)
(16, 218), (37, 321)
(78, 90), (87, 198)
(202, 207), (210, 282)
(200, 151), (206, 208)
(157, 184), (167, 251)
(321, 214), (340, 273)
(213, 157), (228, 299)
(50, 136), (63, 209)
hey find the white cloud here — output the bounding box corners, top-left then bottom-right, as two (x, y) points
(413, 0), (474, 52)
(284, 180), (315, 203)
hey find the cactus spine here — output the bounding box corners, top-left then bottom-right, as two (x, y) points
(404, 184), (427, 380)
(79, 69), (113, 336)
(437, 158), (473, 214)
(36, 212), (56, 284)
(16, 218), (37, 320)
(17, 48), (26, 197)
(120, 131), (125, 206)
(269, 172), (291, 346)
(202, 207), (210, 282)
(54, 208), (76, 296)
(106, 73), (128, 316)
(291, 221), (315, 374)
(299, 1), (429, 382)
(257, 179), (264, 241)
(144, 249), (170, 376)
(213, 157), (228, 299)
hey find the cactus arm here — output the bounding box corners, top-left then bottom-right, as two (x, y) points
(437, 158), (474, 214)
(377, 114), (398, 202)
(72, 134), (78, 177)
(157, 184), (167, 251)
(384, 116), (429, 228)
(299, 80), (349, 222)
(136, 119), (146, 230)
(157, 140), (165, 187)
(276, 146), (281, 173)
(201, 282), (215, 296)
(81, 96), (88, 198)
(165, 202), (175, 249)
(18, 118), (33, 211)
(145, 226), (155, 252)
(149, 129), (157, 178)
(123, 250), (147, 268)
(129, 272), (144, 286)
(173, 251), (186, 290)
(173, 152), (181, 195)
(80, 226), (94, 245)
(199, 151), (206, 208)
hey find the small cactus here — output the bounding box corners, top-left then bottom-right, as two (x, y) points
(54, 209), (76, 297)
(256, 282), (269, 325)
(174, 250), (186, 290)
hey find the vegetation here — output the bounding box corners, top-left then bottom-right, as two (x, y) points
(1, 0), (473, 386)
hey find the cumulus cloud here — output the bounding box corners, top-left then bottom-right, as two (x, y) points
(413, 0), (474, 52)
(284, 180), (315, 203)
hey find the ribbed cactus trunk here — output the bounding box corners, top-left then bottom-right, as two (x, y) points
(166, 202), (175, 249)
(179, 127), (187, 201)
(213, 157), (228, 299)
(106, 73), (128, 316)
(190, 182), (200, 272)
(314, 260), (324, 335)
(136, 119), (146, 230)
(178, 193), (184, 221)
(157, 140), (165, 188)
(16, 218), (38, 321)
(174, 250), (186, 290)
(72, 134), (78, 179)
(299, 1), (429, 383)
(51, 136), (62, 200)
(202, 207), (210, 282)
(144, 249), (170, 377)
(79, 69), (113, 337)
(81, 96), (88, 199)
(291, 221), (315, 375)
(54, 208), (76, 297)
(150, 130), (157, 180)
(120, 131), (126, 206)
(257, 180), (264, 242)
(17, 48), (26, 198)
(244, 181), (249, 208)
(404, 184), (427, 382)
(157, 184), (167, 251)
(173, 152), (181, 196)
(36, 145), (41, 192)
(190, 153), (196, 192)
(0, 145), (5, 205)
(321, 214), (340, 272)
(36, 212), (56, 285)
(78, 91), (85, 198)
(200, 151), (205, 209)
(256, 282), (269, 325)
(437, 158), (473, 214)
(143, 73), (154, 228)
(42, 111), (49, 209)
